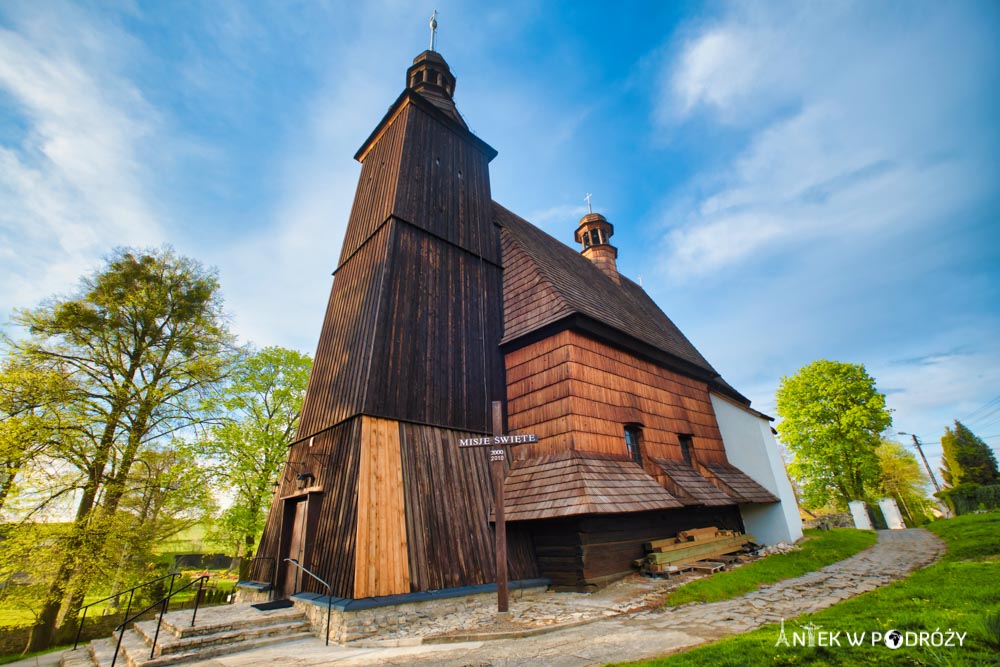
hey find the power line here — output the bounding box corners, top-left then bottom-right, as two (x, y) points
(964, 404), (1000, 426)
(959, 394), (1000, 423)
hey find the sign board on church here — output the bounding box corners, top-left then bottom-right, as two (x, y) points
(458, 434), (538, 448)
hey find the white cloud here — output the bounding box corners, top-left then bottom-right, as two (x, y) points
(656, 2), (997, 280)
(0, 2), (163, 320)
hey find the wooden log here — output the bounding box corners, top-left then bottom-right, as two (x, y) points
(677, 526), (719, 540)
(654, 544), (751, 568)
(651, 533), (734, 553)
(646, 536), (750, 565)
(644, 537), (681, 551)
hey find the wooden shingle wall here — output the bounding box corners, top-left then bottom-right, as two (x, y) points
(505, 331), (728, 465)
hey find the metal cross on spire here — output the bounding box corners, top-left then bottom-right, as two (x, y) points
(584, 192), (593, 213)
(429, 10), (439, 51)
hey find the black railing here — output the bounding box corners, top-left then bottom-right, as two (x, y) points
(246, 555), (278, 596)
(284, 558), (332, 646)
(73, 572), (180, 650)
(110, 574), (209, 667)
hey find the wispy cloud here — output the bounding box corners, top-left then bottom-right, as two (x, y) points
(0, 2), (164, 319)
(655, 1), (998, 280)
(642, 1), (1000, 469)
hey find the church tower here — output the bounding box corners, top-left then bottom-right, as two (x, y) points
(574, 212), (620, 284)
(253, 45), (536, 601)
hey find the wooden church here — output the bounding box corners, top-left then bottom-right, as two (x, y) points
(252, 45), (800, 599)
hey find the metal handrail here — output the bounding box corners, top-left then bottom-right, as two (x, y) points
(284, 558), (332, 646)
(73, 572), (180, 650)
(245, 555), (278, 596)
(109, 575), (209, 667)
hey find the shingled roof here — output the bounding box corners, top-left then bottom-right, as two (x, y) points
(702, 462), (780, 503)
(495, 202), (746, 402)
(500, 451), (683, 522)
(649, 458), (738, 507)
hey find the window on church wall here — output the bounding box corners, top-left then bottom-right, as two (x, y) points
(624, 425), (643, 465)
(678, 434), (694, 465)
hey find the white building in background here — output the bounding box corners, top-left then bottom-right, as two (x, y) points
(711, 394), (804, 544)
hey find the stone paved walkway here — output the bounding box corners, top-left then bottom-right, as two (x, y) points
(185, 529), (943, 667)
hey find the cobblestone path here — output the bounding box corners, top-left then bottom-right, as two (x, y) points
(190, 528), (944, 667)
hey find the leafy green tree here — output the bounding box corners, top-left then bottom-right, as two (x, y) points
(194, 346), (311, 559)
(0, 360), (75, 514)
(876, 439), (931, 524)
(940, 421), (999, 486)
(775, 360), (892, 509)
(104, 445), (218, 604)
(10, 247), (234, 650)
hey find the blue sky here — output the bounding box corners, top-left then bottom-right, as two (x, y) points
(1, 1), (998, 474)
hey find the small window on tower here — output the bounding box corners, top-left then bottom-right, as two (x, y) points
(678, 434), (694, 465)
(625, 425), (643, 465)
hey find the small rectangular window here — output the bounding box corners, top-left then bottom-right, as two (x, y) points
(678, 434), (693, 465)
(625, 425), (643, 465)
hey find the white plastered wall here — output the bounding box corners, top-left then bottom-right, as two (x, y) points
(710, 394), (804, 544)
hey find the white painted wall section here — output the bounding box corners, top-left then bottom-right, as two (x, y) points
(710, 394), (804, 545)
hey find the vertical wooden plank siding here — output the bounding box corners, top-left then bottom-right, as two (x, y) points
(338, 106), (409, 266)
(398, 422), (539, 592)
(364, 223), (505, 433)
(393, 105), (499, 265)
(297, 223), (395, 438)
(354, 416), (411, 598)
(252, 419), (362, 599)
(505, 331), (728, 465)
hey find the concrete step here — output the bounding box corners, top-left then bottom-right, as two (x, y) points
(133, 618), (312, 656)
(122, 631), (315, 667)
(58, 646), (96, 667)
(76, 603), (315, 667)
(157, 604), (307, 639)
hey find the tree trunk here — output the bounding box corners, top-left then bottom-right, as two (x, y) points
(0, 463), (18, 514)
(27, 418), (120, 652)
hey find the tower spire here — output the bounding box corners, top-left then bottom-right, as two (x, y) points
(429, 10), (438, 51)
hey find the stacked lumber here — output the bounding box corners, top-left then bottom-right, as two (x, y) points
(634, 527), (754, 575)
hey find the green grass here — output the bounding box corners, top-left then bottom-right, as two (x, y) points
(0, 607), (35, 627)
(153, 523), (211, 554)
(618, 512), (1000, 666)
(665, 528), (878, 606)
(0, 645), (69, 665)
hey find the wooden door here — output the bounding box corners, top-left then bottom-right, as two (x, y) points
(282, 500), (308, 596)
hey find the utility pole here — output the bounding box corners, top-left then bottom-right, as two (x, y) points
(899, 431), (951, 518)
(899, 432), (941, 493)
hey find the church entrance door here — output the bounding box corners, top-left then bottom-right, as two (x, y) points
(280, 498), (308, 597)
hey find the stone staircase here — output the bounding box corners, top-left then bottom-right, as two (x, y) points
(61, 603), (314, 667)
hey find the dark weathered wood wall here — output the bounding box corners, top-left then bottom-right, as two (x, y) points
(528, 507), (743, 591)
(364, 222), (505, 433)
(398, 421), (538, 592)
(505, 330), (728, 464)
(297, 96), (503, 442)
(258, 91), (517, 600)
(253, 418), (361, 599)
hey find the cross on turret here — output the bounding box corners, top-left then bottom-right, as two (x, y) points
(429, 10), (439, 51)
